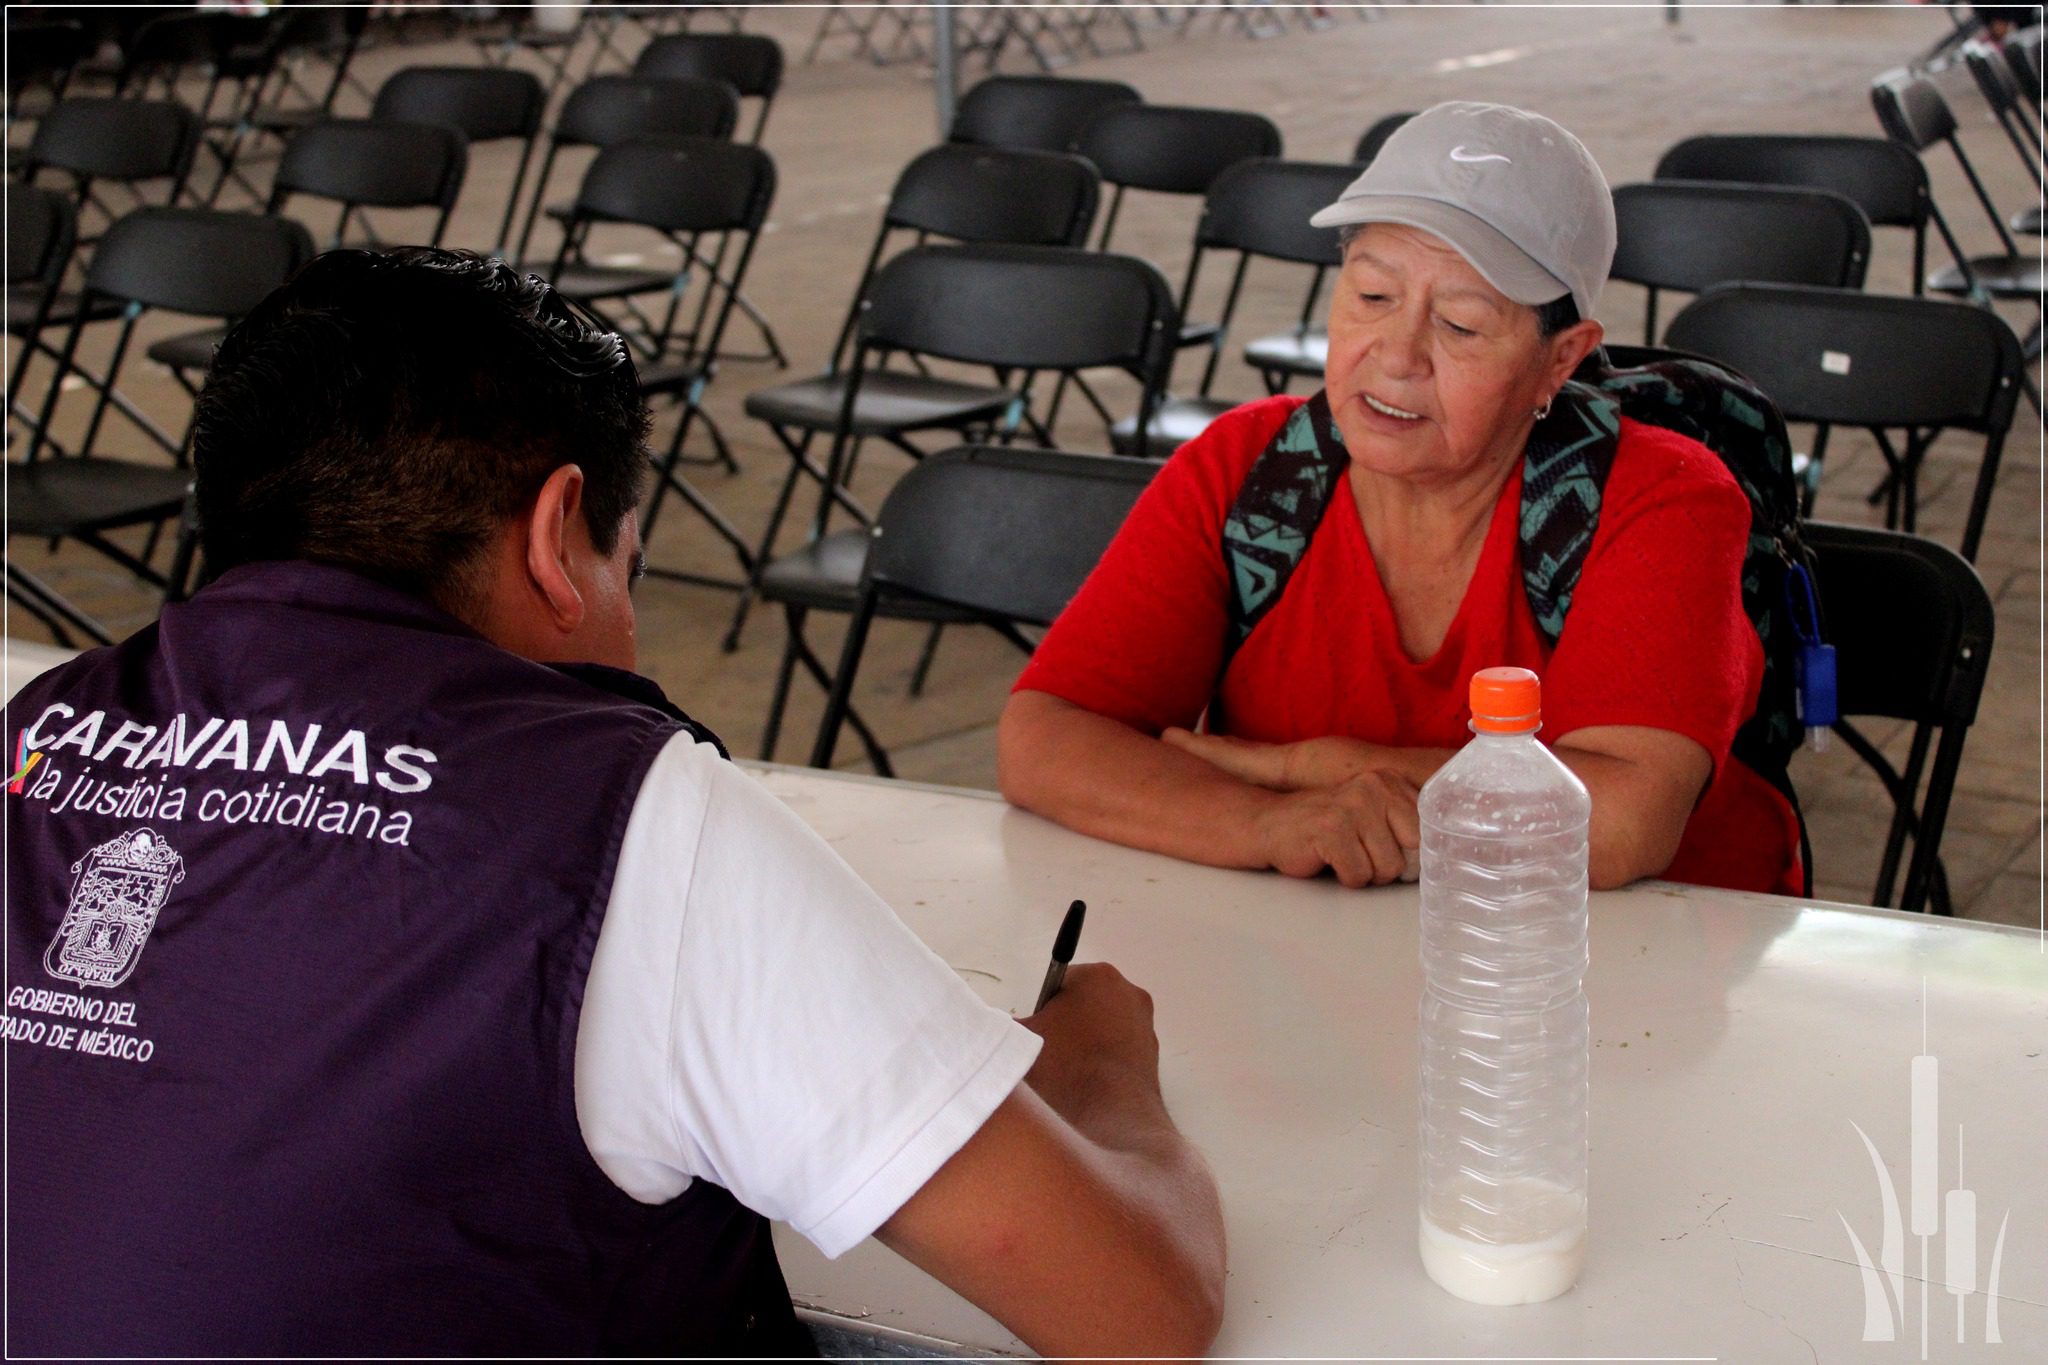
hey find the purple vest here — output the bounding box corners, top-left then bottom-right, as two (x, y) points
(3, 562), (810, 1357)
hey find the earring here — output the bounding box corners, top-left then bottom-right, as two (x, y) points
(1533, 397), (1554, 421)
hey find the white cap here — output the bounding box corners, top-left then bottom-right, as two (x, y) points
(1310, 101), (1616, 321)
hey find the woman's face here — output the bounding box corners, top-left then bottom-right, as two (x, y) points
(1323, 223), (1584, 487)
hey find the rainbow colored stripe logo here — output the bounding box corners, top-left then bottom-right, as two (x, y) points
(8, 731), (43, 794)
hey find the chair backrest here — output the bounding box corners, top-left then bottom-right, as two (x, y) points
(1869, 68), (1957, 154)
(271, 119), (469, 214)
(1664, 283), (2022, 434)
(1801, 520), (1994, 912)
(1197, 158), (1356, 263)
(25, 96), (201, 186)
(7, 185), (77, 290)
(84, 208), (315, 319)
(858, 243), (1176, 382)
(116, 10), (240, 87)
(1073, 104), (1281, 196)
(884, 144), (1100, 246)
(865, 445), (1157, 625)
(371, 66), (547, 143)
(1965, 40), (2029, 116)
(948, 74), (1141, 152)
(6, 20), (92, 98)
(1654, 134), (1928, 231)
(633, 32), (783, 100)
(1610, 181), (1871, 304)
(1352, 111), (1415, 165)
(552, 74), (739, 149)
(2004, 26), (2042, 91)
(1870, 68), (2025, 263)
(1808, 522), (1993, 731)
(570, 135), (774, 236)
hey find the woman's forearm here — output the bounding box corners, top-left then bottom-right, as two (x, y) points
(997, 690), (1279, 870)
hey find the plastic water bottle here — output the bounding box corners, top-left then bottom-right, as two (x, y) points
(1416, 666), (1592, 1306)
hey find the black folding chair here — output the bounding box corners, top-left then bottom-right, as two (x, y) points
(545, 135), (775, 586)
(754, 244), (1178, 770)
(1074, 103), (1280, 253)
(733, 143), (1103, 648)
(947, 74), (1141, 151)
(1665, 283), (2025, 562)
(509, 73), (740, 271)
(1352, 111), (1416, 165)
(6, 187), (77, 469)
(202, 6), (374, 207)
(807, 445), (1156, 771)
(2003, 25), (2042, 105)
(111, 10), (255, 107)
(10, 208), (314, 645)
(1801, 521), (1995, 915)
(143, 121), (464, 400)
(469, 6), (586, 108)
(1963, 41), (2046, 238)
(20, 97), (203, 235)
(626, 35), (786, 366)
(633, 32), (783, 144)
(370, 66), (546, 255)
(1654, 134), (1933, 294)
(6, 19), (93, 113)
(266, 119), (468, 249)
(16, 98), (205, 459)
(1610, 180), (1872, 343)
(1106, 158), (1355, 449)
(1870, 69), (2043, 380)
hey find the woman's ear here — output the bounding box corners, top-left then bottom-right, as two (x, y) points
(1545, 317), (1606, 391)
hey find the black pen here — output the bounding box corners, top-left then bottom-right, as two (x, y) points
(1033, 900), (1087, 1012)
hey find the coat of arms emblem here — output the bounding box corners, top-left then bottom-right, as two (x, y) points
(43, 828), (185, 989)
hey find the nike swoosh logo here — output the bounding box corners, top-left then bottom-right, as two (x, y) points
(1449, 146), (1512, 164)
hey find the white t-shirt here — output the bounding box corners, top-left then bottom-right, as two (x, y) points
(572, 731), (1041, 1259)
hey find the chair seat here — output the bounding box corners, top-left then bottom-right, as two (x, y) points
(758, 528), (982, 622)
(146, 325), (227, 372)
(521, 261), (677, 301)
(7, 457), (191, 537)
(1109, 395), (1236, 455)
(244, 104), (327, 134)
(744, 371), (1016, 438)
(1243, 327), (1328, 378)
(7, 287), (125, 334)
(637, 357), (710, 396)
(2013, 204), (2043, 236)
(1926, 255), (2045, 299)
(1177, 319), (1221, 349)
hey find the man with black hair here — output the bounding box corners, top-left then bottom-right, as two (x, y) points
(4, 249), (1225, 1358)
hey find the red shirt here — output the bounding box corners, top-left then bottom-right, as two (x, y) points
(1016, 395), (1803, 896)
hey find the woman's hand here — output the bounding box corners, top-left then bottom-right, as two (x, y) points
(1249, 770), (1422, 887)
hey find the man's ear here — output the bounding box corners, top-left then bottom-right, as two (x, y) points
(524, 464), (589, 633)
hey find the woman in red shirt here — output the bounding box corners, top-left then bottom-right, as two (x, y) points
(998, 102), (1802, 897)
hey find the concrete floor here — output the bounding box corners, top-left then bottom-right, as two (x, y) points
(7, 2), (2042, 925)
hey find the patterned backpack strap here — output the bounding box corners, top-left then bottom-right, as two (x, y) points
(1218, 389), (1351, 678)
(1519, 380), (1623, 644)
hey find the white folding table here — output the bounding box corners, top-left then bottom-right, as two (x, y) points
(750, 765), (2047, 1363)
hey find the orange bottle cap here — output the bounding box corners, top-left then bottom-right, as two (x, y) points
(1470, 666), (1541, 734)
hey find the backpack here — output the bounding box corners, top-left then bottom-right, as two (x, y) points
(1218, 355), (1815, 815)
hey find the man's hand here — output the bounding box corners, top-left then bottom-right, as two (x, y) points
(877, 959), (1226, 1358)
(1251, 770), (1421, 887)
(1018, 963), (1165, 1143)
